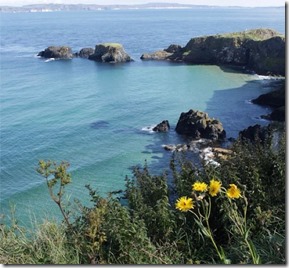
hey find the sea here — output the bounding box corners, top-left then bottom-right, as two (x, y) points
(0, 7), (285, 227)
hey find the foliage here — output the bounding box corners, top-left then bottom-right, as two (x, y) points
(0, 216), (79, 264)
(0, 126), (285, 264)
(218, 29), (284, 41)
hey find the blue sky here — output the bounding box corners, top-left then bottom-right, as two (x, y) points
(0, 0), (286, 7)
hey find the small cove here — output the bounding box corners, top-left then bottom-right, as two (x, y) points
(0, 8), (285, 227)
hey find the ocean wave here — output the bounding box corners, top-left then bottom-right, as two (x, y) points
(256, 75), (284, 80)
(141, 125), (156, 133)
(254, 75), (285, 86)
(254, 116), (270, 122)
(44, 58), (55, 62)
(199, 147), (220, 166)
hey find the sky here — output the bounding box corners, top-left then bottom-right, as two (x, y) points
(0, 0), (286, 7)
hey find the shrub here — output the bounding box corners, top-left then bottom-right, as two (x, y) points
(0, 125), (285, 264)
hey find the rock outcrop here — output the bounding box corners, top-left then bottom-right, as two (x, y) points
(141, 28), (285, 76)
(140, 44), (182, 60)
(239, 124), (269, 143)
(141, 50), (173, 61)
(175, 109), (226, 141)
(252, 80), (285, 121)
(88, 43), (132, 63)
(266, 106), (285, 122)
(38, 46), (74, 59)
(76, 48), (95, 58)
(153, 120), (170, 132)
(252, 83), (285, 108)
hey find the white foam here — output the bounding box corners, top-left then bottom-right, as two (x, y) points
(254, 116), (270, 122)
(141, 125), (156, 133)
(257, 75), (284, 80)
(199, 147), (220, 166)
(206, 159), (220, 167)
(44, 58), (55, 62)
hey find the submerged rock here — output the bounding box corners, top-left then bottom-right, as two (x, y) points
(38, 46), (74, 59)
(175, 109), (226, 141)
(89, 43), (133, 63)
(90, 120), (110, 129)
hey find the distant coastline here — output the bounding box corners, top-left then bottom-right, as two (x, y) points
(0, 3), (283, 13)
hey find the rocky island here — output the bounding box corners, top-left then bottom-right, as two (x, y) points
(38, 43), (133, 63)
(88, 43), (133, 63)
(141, 28), (285, 76)
(37, 46), (74, 59)
(175, 109), (226, 141)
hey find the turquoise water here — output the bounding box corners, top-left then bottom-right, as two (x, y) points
(0, 8), (285, 226)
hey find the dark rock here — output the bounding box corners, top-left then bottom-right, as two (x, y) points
(239, 124), (270, 143)
(262, 106), (285, 122)
(76, 48), (95, 58)
(163, 144), (189, 152)
(153, 120), (170, 132)
(175, 109), (226, 141)
(245, 36), (285, 76)
(38, 46), (73, 59)
(163, 144), (176, 151)
(252, 87), (285, 108)
(140, 50), (172, 60)
(141, 44), (182, 60)
(89, 43), (132, 63)
(164, 44), (182, 53)
(252, 80), (285, 121)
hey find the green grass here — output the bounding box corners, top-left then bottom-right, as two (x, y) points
(101, 43), (123, 48)
(0, 219), (79, 264)
(216, 29), (284, 41)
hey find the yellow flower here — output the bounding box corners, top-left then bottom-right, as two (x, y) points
(209, 179), (221, 197)
(175, 196), (194, 212)
(192, 181), (208, 192)
(226, 184), (241, 199)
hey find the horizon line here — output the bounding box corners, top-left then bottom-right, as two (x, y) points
(0, 2), (284, 8)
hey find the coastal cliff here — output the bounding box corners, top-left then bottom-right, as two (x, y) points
(141, 28), (285, 76)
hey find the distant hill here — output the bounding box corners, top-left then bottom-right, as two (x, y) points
(0, 3), (283, 13)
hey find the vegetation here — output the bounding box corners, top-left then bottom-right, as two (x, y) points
(0, 125), (285, 264)
(217, 29), (284, 41)
(101, 43), (123, 48)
